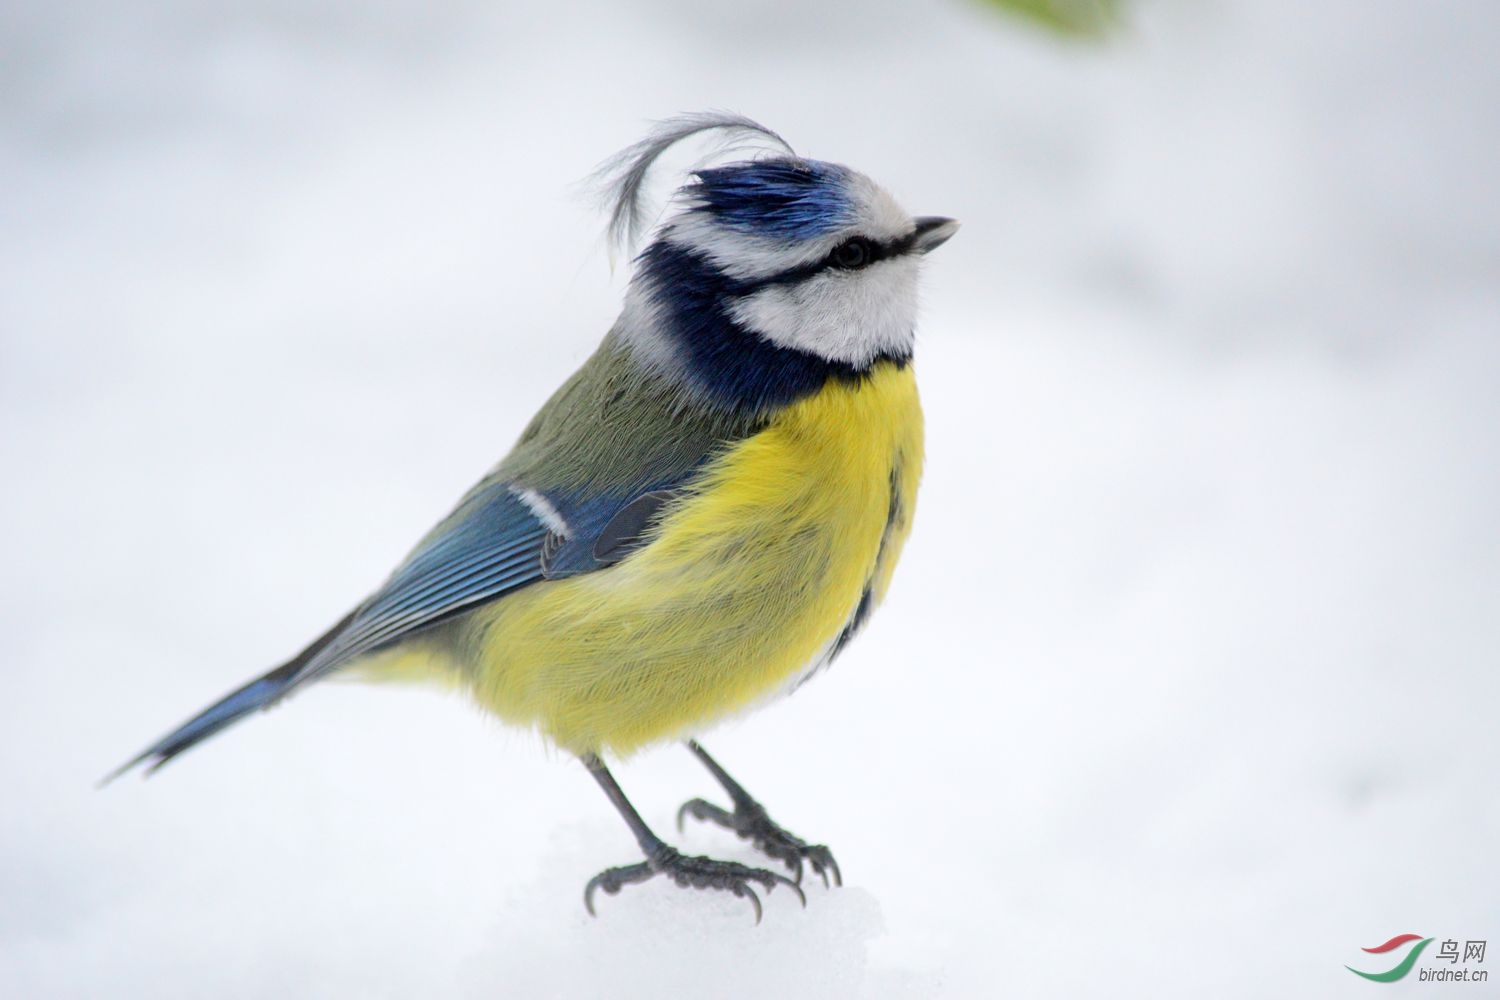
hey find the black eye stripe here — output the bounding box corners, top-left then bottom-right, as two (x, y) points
(732, 231), (916, 293)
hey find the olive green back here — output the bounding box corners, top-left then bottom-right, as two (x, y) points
(497, 329), (762, 496)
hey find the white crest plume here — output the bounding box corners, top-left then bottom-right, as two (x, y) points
(591, 112), (797, 262)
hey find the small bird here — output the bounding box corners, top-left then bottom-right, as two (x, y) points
(109, 113), (958, 920)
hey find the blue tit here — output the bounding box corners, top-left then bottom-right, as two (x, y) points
(109, 112), (959, 920)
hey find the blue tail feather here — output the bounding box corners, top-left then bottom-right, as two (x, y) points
(102, 609), (357, 784)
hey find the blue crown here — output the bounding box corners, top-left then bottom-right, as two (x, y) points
(685, 159), (854, 240)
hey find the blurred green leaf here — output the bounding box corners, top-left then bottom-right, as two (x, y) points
(974, 0), (1123, 38)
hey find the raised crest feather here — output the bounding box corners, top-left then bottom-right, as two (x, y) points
(592, 112), (797, 261)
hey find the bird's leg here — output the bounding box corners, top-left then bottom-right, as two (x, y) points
(676, 740), (842, 889)
(580, 753), (804, 922)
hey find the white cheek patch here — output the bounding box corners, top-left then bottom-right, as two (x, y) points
(727, 257), (920, 366)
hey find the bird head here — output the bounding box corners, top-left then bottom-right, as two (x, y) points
(599, 114), (958, 412)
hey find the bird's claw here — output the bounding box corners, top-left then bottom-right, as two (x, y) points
(583, 845), (804, 923)
(802, 844), (842, 889)
(677, 796), (842, 889)
(584, 860), (649, 916)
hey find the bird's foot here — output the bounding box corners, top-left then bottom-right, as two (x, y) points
(677, 796), (842, 889)
(583, 845), (804, 923)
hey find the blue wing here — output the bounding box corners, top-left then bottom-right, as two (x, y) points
(287, 481), (554, 685)
(538, 487), (685, 577)
(287, 473), (695, 687)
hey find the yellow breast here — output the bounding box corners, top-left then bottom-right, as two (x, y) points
(464, 360), (924, 754)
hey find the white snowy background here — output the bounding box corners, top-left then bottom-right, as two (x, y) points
(3, 0), (1498, 996)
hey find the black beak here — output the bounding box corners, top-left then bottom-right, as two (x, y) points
(910, 216), (960, 254)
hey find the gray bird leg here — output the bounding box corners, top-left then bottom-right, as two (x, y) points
(580, 753), (804, 922)
(676, 740), (842, 889)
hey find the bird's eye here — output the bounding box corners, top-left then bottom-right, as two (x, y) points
(830, 238), (874, 269)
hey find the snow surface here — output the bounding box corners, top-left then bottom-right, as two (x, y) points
(3, 0), (1498, 996)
